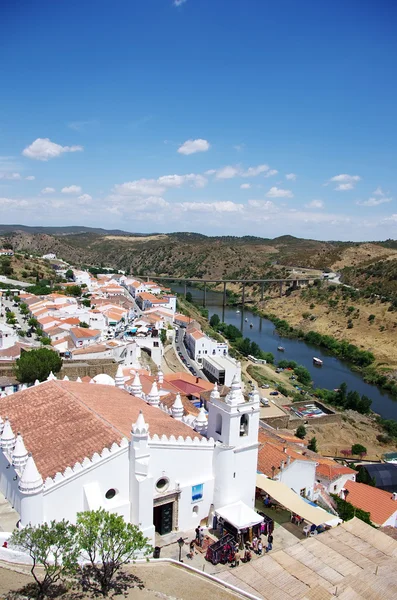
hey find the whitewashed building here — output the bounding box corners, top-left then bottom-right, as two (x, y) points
(0, 371), (260, 543)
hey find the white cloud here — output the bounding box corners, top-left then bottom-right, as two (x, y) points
(327, 173), (361, 191)
(335, 183), (354, 191)
(357, 196), (392, 207)
(41, 187), (56, 194)
(0, 172), (21, 180)
(22, 138), (83, 161)
(177, 138), (210, 155)
(25, 175), (35, 181)
(286, 173), (296, 181)
(242, 164), (269, 177)
(0, 197), (29, 208)
(373, 186), (385, 197)
(114, 173), (207, 197)
(174, 0), (187, 5)
(381, 214), (397, 224)
(215, 166), (240, 179)
(180, 201), (244, 213)
(305, 199), (324, 209)
(211, 163), (276, 180)
(266, 186), (293, 198)
(248, 199), (278, 212)
(78, 194), (93, 204)
(240, 183), (251, 189)
(61, 185), (82, 194)
(157, 173), (207, 188)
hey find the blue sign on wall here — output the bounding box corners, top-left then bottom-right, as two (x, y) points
(192, 484), (203, 502)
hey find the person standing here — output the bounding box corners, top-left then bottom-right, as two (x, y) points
(199, 527), (204, 547)
(234, 549), (241, 567)
(257, 540), (263, 555)
(266, 533), (273, 553)
(195, 526), (200, 544)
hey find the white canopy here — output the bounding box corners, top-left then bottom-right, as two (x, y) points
(256, 474), (340, 527)
(215, 501), (264, 530)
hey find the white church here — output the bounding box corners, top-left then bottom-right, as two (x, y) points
(0, 366), (261, 544)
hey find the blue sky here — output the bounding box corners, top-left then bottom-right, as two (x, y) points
(1, 0), (397, 240)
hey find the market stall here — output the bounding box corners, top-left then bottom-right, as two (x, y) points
(215, 500), (264, 546)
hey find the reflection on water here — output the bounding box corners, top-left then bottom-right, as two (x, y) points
(172, 284), (397, 420)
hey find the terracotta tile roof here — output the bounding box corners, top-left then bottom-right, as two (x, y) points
(0, 380), (201, 480)
(159, 393), (200, 417)
(0, 342), (32, 359)
(70, 327), (101, 339)
(72, 344), (108, 355)
(164, 372), (214, 396)
(174, 313), (191, 324)
(257, 429), (315, 477)
(60, 317), (80, 326)
(344, 480), (397, 526)
(316, 462), (356, 480)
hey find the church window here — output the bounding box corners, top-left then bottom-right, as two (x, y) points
(239, 414), (249, 437)
(156, 477), (170, 492)
(192, 505), (199, 515)
(215, 413), (222, 435)
(105, 488), (117, 500)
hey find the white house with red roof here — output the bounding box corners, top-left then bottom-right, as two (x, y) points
(0, 369), (260, 544)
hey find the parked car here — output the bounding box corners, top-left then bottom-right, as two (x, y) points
(26, 332), (32, 337)
(261, 384), (270, 389)
(177, 346), (180, 351)
(270, 391), (279, 396)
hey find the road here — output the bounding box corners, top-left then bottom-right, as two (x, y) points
(0, 276), (31, 288)
(0, 295), (39, 344)
(175, 326), (208, 379)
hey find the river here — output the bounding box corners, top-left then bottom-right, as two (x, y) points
(171, 284), (397, 420)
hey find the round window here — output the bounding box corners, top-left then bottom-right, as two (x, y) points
(105, 488), (117, 500)
(156, 477), (169, 492)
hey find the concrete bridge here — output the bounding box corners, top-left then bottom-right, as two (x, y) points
(146, 275), (315, 309)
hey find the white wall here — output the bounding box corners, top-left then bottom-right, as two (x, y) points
(318, 472), (356, 495)
(277, 460), (316, 499)
(44, 449), (130, 523)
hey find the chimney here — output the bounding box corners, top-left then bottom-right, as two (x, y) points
(280, 460), (285, 470)
(196, 377), (199, 384)
(283, 447), (287, 453)
(393, 493), (397, 501)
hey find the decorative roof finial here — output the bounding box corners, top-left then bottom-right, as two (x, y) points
(194, 405), (208, 434)
(12, 433), (29, 470)
(157, 369), (164, 385)
(171, 393), (184, 421)
(18, 454), (43, 494)
(132, 410), (149, 436)
(130, 372), (143, 397)
(0, 417), (16, 453)
(47, 371), (57, 381)
(115, 364), (125, 389)
(147, 381), (160, 407)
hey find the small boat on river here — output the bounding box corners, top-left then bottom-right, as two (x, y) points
(277, 346), (285, 352)
(245, 317), (248, 322)
(249, 322), (253, 328)
(313, 357), (323, 367)
(236, 310), (240, 314)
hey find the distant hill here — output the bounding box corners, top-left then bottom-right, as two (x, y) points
(1, 224), (396, 281)
(0, 224), (139, 236)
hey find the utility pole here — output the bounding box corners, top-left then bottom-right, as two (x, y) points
(203, 282), (207, 307)
(223, 281), (227, 307)
(242, 282), (246, 310)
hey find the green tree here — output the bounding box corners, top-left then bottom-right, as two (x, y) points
(81, 298), (91, 308)
(160, 329), (167, 345)
(65, 285), (82, 297)
(368, 314), (375, 323)
(356, 466), (376, 486)
(351, 443), (367, 456)
(185, 291), (193, 303)
(296, 424), (307, 439)
(65, 269), (74, 280)
(76, 509), (152, 596)
(79, 321), (90, 328)
(308, 437), (318, 452)
(28, 317), (39, 329)
(209, 313), (220, 328)
(40, 337), (52, 346)
(10, 520), (79, 600)
(15, 347), (62, 383)
(294, 365), (312, 385)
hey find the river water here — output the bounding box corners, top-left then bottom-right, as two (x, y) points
(172, 284), (397, 420)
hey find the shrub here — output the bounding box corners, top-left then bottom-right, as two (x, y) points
(308, 437), (318, 452)
(351, 443), (367, 456)
(296, 425), (307, 439)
